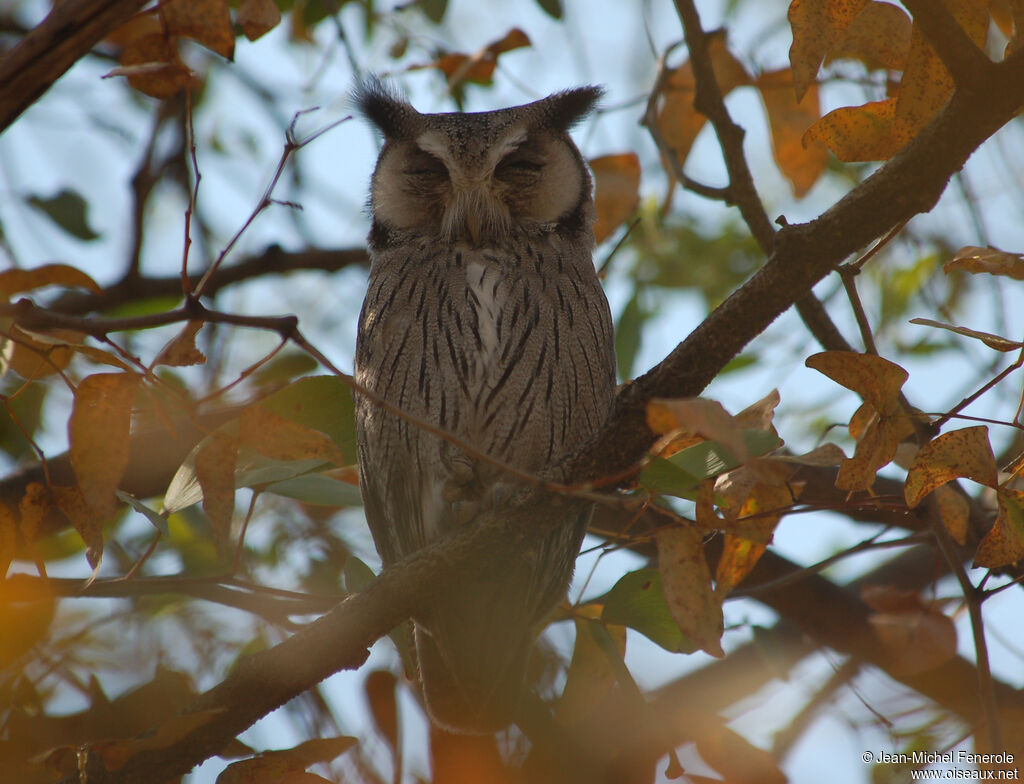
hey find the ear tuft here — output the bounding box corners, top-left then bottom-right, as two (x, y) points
(542, 86), (604, 131)
(352, 76), (417, 138)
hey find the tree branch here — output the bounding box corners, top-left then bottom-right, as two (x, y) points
(0, 0), (149, 133)
(901, 0), (994, 89)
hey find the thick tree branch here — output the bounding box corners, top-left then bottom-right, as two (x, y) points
(571, 47), (1024, 485)
(0, 0), (149, 133)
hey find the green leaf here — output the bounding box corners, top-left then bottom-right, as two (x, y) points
(117, 490), (170, 535)
(614, 293), (647, 381)
(259, 375), (358, 464)
(534, 0), (563, 18)
(600, 568), (697, 653)
(26, 189), (100, 241)
(639, 456), (701, 498)
(419, 0), (447, 23)
(343, 555), (377, 593)
(252, 351), (320, 385)
(265, 472), (363, 506)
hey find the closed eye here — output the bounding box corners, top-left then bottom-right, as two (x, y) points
(403, 151), (448, 179)
(495, 156), (544, 179)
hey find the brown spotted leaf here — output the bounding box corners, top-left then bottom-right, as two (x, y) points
(0, 263), (101, 300)
(194, 431), (238, 551)
(656, 525), (724, 658)
(944, 245), (1024, 280)
(933, 484), (970, 545)
(590, 153), (640, 244)
(70, 372), (139, 518)
(910, 318), (1023, 352)
(153, 321), (207, 367)
(803, 97), (899, 161)
(788, 0), (871, 100)
(755, 68), (828, 197)
(905, 426), (998, 507)
(825, 1), (912, 70)
(974, 488), (1024, 568)
(160, 0), (235, 59)
(238, 0), (281, 41)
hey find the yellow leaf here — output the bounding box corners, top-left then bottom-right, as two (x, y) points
(239, 405), (345, 466)
(755, 68), (828, 197)
(974, 488), (1024, 568)
(195, 431), (238, 550)
(802, 97), (900, 161)
(0, 263), (101, 300)
(806, 351), (907, 413)
(589, 153), (640, 244)
(70, 372), (139, 517)
(788, 0), (871, 100)
(715, 535), (766, 598)
(825, 1), (912, 70)
(933, 484), (970, 545)
(944, 245), (1024, 280)
(238, 0), (281, 41)
(904, 425), (998, 507)
(656, 30), (750, 165)
(152, 321), (207, 367)
(160, 0), (235, 59)
(656, 525), (724, 658)
(646, 397), (748, 463)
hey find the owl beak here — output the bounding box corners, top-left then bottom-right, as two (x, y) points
(465, 211), (482, 246)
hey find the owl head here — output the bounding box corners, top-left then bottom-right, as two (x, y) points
(355, 79), (602, 247)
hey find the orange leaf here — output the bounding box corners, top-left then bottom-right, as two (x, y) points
(974, 488), (1024, 568)
(806, 351), (907, 414)
(112, 31), (193, 99)
(0, 263), (101, 299)
(160, 0), (235, 59)
(427, 28), (531, 88)
(194, 431), (238, 550)
(755, 68), (828, 197)
(70, 372), (139, 517)
(656, 525), (724, 658)
(152, 321), (207, 367)
(944, 245), (1024, 280)
(238, 0), (281, 41)
(803, 97), (900, 161)
(904, 426), (998, 507)
(892, 0), (988, 150)
(788, 0), (871, 100)
(656, 30), (750, 164)
(589, 153), (640, 244)
(825, 1), (912, 70)
(7, 326), (84, 380)
(239, 405), (345, 466)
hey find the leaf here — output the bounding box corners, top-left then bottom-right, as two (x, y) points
(788, 0), (870, 101)
(152, 321), (207, 367)
(257, 376), (358, 463)
(944, 245), (1024, 279)
(342, 555), (377, 593)
(238, 0), (281, 41)
(365, 670), (399, 751)
(419, 0), (447, 23)
(863, 586), (957, 676)
(0, 263), (101, 299)
(194, 431), (239, 550)
(424, 28), (531, 88)
(70, 372), (139, 517)
(974, 488), (1024, 568)
(6, 326), (85, 380)
(534, 0), (563, 18)
(806, 351), (912, 490)
(51, 484), (105, 570)
(590, 153), (640, 244)
(755, 68), (828, 197)
(824, 1), (912, 70)
(240, 405), (345, 466)
(695, 723), (787, 784)
(264, 472), (363, 507)
(932, 484), (970, 545)
(715, 536), (767, 598)
(111, 26), (193, 99)
(600, 568), (697, 653)
(97, 708), (225, 771)
(116, 490), (170, 535)
(269, 736), (359, 766)
(656, 525), (724, 658)
(647, 397), (750, 463)
(656, 30), (750, 165)
(904, 426), (997, 507)
(18, 481), (49, 549)
(614, 293), (646, 381)
(803, 97), (899, 161)
(25, 190), (101, 241)
(909, 317), (1023, 352)
(160, 0), (235, 59)
(557, 607), (626, 724)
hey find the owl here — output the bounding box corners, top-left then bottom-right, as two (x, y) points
(353, 80), (617, 733)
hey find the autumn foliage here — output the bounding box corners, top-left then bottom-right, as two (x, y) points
(2, 0), (1024, 782)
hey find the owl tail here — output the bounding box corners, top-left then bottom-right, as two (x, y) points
(415, 621), (531, 734)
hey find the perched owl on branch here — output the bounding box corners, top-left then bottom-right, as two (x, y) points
(354, 79), (616, 733)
